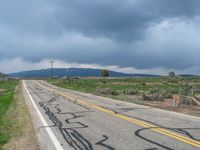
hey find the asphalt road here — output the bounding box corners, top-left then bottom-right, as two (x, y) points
(22, 80), (200, 150)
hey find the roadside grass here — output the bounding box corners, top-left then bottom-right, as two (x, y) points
(0, 80), (38, 150)
(0, 80), (18, 147)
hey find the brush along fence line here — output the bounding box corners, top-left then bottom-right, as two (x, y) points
(173, 95), (200, 108)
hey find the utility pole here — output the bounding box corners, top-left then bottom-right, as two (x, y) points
(50, 60), (54, 79)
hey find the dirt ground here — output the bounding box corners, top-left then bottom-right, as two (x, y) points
(111, 94), (200, 117)
(144, 98), (200, 117)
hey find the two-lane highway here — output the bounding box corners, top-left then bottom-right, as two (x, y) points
(23, 80), (200, 150)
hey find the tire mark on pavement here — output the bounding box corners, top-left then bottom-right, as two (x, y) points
(95, 135), (116, 150)
(39, 101), (93, 150)
(102, 106), (200, 141)
(135, 128), (173, 150)
(65, 112), (88, 129)
(30, 83), (116, 150)
(101, 105), (200, 149)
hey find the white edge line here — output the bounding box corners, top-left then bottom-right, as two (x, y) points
(23, 80), (64, 150)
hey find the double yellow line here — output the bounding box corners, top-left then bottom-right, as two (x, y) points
(35, 81), (200, 148)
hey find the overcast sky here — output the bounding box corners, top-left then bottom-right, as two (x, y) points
(0, 0), (200, 75)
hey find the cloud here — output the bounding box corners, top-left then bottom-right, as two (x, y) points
(130, 17), (200, 69)
(1, 57), (171, 75)
(0, 0), (200, 74)
(54, 0), (200, 40)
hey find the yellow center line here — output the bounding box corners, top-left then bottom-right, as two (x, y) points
(35, 81), (200, 148)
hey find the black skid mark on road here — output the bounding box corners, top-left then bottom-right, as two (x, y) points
(46, 94), (90, 115)
(36, 92), (56, 105)
(65, 112), (88, 129)
(72, 99), (90, 110)
(132, 116), (200, 149)
(58, 111), (93, 115)
(133, 117), (200, 149)
(48, 97), (56, 103)
(46, 97), (62, 113)
(50, 92), (90, 111)
(55, 107), (62, 113)
(39, 101), (93, 150)
(37, 94), (61, 114)
(100, 105), (200, 148)
(108, 106), (200, 141)
(135, 128), (173, 150)
(61, 128), (93, 150)
(100, 106), (152, 114)
(132, 116), (200, 142)
(135, 127), (200, 149)
(95, 135), (115, 150)
(37, 97), (88, 129)
(171, 128), (200, 141)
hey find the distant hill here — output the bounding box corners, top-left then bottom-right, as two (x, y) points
(8, 68), (160, 78)
(0, 72), (8, 78)
(178, 74), (198, 77)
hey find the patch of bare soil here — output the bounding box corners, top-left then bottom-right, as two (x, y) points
(174, 105), (200, 117)
(111, 82), (130, 85)
(3, 82), (39, 150)
(146, 98), (200, 117)
(113, 94), (200, 117)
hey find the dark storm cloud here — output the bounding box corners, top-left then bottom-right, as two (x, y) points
(0, 0), (200, 73)
(55, 0), (200, 40)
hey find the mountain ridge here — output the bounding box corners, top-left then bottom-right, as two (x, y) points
(8, 68), (160, 78)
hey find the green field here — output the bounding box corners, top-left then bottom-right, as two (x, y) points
(47, 77), (200, 115)
(0, 80), (19, 148)
(48, 77), (200, 98)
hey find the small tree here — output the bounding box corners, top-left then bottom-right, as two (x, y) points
(169, 71), (176, 77)
(101, 69), (109, 77)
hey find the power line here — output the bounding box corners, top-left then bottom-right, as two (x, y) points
(50, 60), (54, 79)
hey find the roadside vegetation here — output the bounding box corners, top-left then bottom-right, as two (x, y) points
(48, 77), (200, 97)
(48, 77), (200, 116)
(0, 80), (38, 150)
(0, 80), (19, 148)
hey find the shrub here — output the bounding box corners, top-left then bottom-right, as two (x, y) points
(162, 92), (172, 99)
(140, 82), (146, 86)
(111, 90), (119, 96)
(100, 78), (107, 84)
(150, 87), (159, 94)
(142, 94), (164, 101)
(126, 90), (137, 95)
(96, 88), (112, 95)
(62, 76), (70, 82)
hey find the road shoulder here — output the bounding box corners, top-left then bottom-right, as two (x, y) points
(3, 81), (39, 150)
